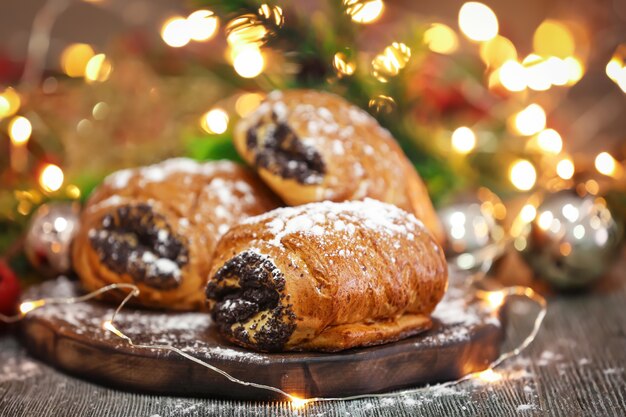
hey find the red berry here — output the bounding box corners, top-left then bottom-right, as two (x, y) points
(0, 259), (21, 316)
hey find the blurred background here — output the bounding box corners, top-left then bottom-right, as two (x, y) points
(1, 0), (626, 291)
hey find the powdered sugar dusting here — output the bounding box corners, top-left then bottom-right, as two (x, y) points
(104, 158), (236, 189)
(245, 198), (427, 250)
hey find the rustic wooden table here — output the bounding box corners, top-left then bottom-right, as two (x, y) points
(1, 253), (625, 417)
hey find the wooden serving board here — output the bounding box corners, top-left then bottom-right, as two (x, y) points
(20, 273), (504, 400)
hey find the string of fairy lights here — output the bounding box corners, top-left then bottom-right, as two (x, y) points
(0, 276), (547, 408)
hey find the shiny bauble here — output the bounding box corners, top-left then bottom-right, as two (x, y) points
(24, 202), (81, 276)
(0, 259), (21, 316)
(439, 201), (506, 272)
(515, 191), (622, 290)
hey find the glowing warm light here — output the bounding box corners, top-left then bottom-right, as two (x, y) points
(225, 14), (268, 47)
(556, 158), (575, 180)
(476, 369), (502, 383)
(606, 57), (622, 82)
(536, 129), (562, 154)
(60, 43), (95, 77)
(344, 0), (384, 24)
(233, 45), (265, 78)
(485, 291), (505, 309)
(533, 20), (575, 59)
(39, 164), (64, 192)
(523, 54), (551, 91)
(451, 126), (477, 154)
(595, 152), (617, 177)
(333, 52), (356, 76)
(479, 35), (517, 68)
(84, 54), (112, 83)
(371, 42), (411, 82)
(201, 109), (229, 134)
(423, 23), (459, 55)
(235, 93), (264, 117)
(161, 17), (191, 48)
(8, 116), (32, 146)
(458, 2), (498, 42)
(544, 56), (570, 86)
(187, 10), (219, 42)
(514, 104), (546, 136)
(290, 396), (310, 409)
(562, 204), (580, 223)
(19, 300), (46, 315)
(520, 204), (537, 223)
(537, 210), (554, 230)
(0, 87), (21, 118)
(585, 179), (599, 195)
(498, 60), (527, 92)
(66, 184), (81, 199)
(564, 57), (584, 85)
(258, 4), (285, 28)
(509, 159), (536, 191)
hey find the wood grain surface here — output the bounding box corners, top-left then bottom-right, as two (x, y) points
(1, 252), (625, 416)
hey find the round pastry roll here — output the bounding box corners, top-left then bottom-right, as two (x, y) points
(206, 199), (447, 352)
(73, 158), (280, 310)
(233, 89), (444, 242)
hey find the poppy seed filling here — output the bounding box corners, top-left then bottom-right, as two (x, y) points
(89, 204), (188, 290)
(206, 250), (296, 351)
(246, 111), (326, 184)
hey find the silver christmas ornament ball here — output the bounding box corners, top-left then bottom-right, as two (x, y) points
(515, 191), (622, 290)
(25, 202), (81, 276)
(439, 201), (506, 272)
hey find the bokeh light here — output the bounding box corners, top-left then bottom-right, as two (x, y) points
(60, 43), (95, 77)
(8, 116), (32, 146)
(39, 164), (64, 192)
(161, 17), (191, 48)
(480, 35), (517, 68)
(509, 159), (537, 191)
(423, 23), (459, 55)
(514, 104), (546, 136)
(235, 93), (264, 117)
(226, 14), (269, 47)
(233, 45), (265, 78)
(533, 20), (575, 59)
(595, 152), (617, 177)
(333, 52), (356, 77)
(201, 109), (229, 134)
(451, 126), (477, 154)
(556, 158), (575, 180)
(458, 2), (499, 42)
(536, 129), (562, 154)
(187, 10), (219, 42)
(84, 54), (111, 83)
(0, 87), (20, 118)
(498, 60), (527, 92)
(344, 0), (384, 24)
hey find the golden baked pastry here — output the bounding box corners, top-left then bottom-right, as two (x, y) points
(206, 199), (447, 352)
(233, 89), (444, 242)
(73, 158), (280, 310)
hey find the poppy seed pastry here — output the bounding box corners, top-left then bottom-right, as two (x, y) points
(233, 89), (444, 242)
(72, 158), (280, 310)
(206, 199), (447, 352)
